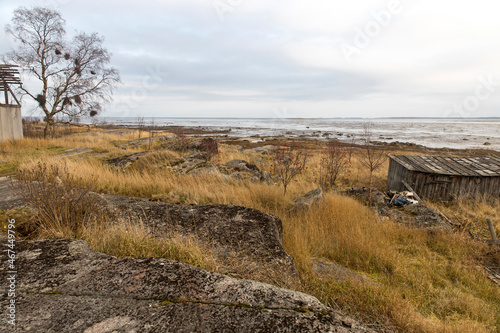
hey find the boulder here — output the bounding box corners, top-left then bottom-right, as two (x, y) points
(188, 164), (221, 177)
(342, 188), (389, 207)
(105, 151), (151, 169)
(249, 145), (275, 155)
(260, 170), (274, 185)
(291, 188), (326, 212)
(249, 176), (260, 183)
(312, 258), (379, 285)
(0, 177), (26, 210)
(379, 205), (451, 231)
(224, 159), (261, 177)
(188, 137), (218, 152)
(229, 172), (245, 181)
(172, 153), (213, 175)
(105, 196), (298, 278)
(0, 238), (373, 332)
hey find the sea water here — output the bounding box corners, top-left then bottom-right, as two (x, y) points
(102, 117), (500, 151)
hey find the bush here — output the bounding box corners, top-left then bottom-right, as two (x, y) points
(199, 137), (219, 162)
(318, 139), (349, 190)
(270, 142), (309, 194)
(14, 162), (108, 238)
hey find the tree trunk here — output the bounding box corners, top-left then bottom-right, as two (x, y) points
(43, 116), (54, 139)
(368, 170), (373, 206)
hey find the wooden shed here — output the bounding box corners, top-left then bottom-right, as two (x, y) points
(387, 155), (500, 201)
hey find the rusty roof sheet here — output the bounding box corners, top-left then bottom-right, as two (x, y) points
(389, 155), (500, 177)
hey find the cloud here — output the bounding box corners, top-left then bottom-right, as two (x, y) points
(1, 0), (500, 117)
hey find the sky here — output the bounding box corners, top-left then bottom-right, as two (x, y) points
(1, 0), (500, 119)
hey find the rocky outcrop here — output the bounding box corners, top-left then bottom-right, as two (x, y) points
(105, 151), (151, 168)
(0, 177), (293, 278)
(105, 195), (298, 278)
(291, 188), (326, 212)
(223, 159), (260, 176)
(0, 177), (25, 210)
(170, 156), (275, 185)
(379, 204), (451, 231)
(0, 238), (373, 332)
(188, 137), (218, 152)
(312, 258), (379, 285)
(342, 188), (389, 207)
(116, 134), (177, 150)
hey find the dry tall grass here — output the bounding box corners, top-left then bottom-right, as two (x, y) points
(3, 131), (499, 332)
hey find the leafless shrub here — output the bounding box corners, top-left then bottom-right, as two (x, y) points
(147, 118), (156, 150)
(359, 123), (387, 205)
(319, 139), (350, 190)
(270, 142), (309, 194)
(14, 162), (109, 238)
(199, 137), (219, 162)
(171, 126), (189, 153)
(136, 115), (145, 139)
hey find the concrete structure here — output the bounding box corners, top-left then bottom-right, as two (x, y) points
(387, 155), (500, 201)
(0, 105), (23, 142)
(0, 65), (23, 142)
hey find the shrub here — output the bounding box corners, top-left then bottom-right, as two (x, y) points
(199, 137), (219, 162)
(270, 142), (309, 194)
(13, 162), (108, 238)
(171, 126), (189, 153)
(318, 139), (350, 190)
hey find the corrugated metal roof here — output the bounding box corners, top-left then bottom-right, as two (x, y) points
(389, 155), (500, 177)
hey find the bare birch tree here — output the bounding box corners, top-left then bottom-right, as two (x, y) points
(3, 6), (120, 138)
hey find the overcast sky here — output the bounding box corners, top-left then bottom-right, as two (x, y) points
(1, 0), (500, 118)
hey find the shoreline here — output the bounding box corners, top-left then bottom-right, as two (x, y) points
(90, 117), (500, 152)
(94, 123), (500, 157)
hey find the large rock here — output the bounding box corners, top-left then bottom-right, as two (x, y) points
(312, 258), (379, 285)
(379, 205), (452, 231)
(223, 159), (260, 177)
(0, 238), (373, 332)
(0, 177), (25, 210)
(105, 195), (298, 278)
(172, 157), (274, 186)
(188, 137), (219, 152)
(291, 188), (326, 212)
(0, 178), (292, 278)
(105, 151), (151, 168)
(342, 188), (389, 207)
(260, 170), (275, 185)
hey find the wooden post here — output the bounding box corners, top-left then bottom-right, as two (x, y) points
(487, 219), (497, 241)
(3, 87), (8, 105)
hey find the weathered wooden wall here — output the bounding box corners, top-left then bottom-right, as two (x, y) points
(0, 105), (23, 142)
(387, 158), (409, 192)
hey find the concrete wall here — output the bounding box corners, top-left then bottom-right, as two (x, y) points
(0, 105), (23, 142)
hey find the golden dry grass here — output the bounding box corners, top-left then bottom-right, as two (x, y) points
(3, 130), (500, 332)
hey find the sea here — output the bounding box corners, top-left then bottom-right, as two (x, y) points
(101, 117), (500, 151)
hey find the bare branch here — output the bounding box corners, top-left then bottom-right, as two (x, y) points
(3, 6), (120, 138)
